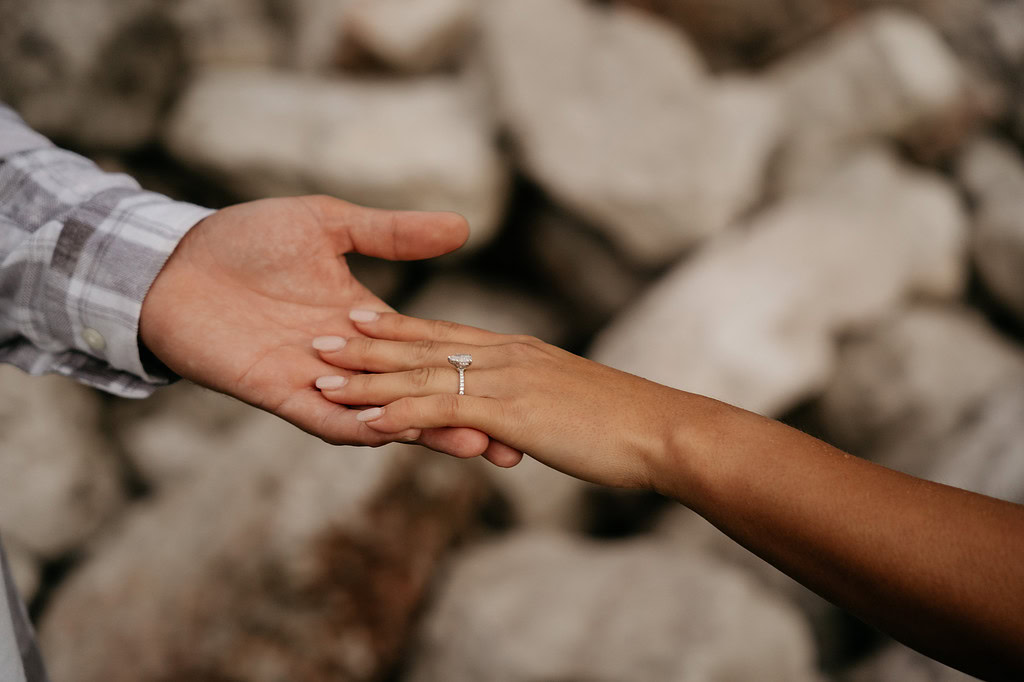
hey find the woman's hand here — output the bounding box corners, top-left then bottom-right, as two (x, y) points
(313, 310), (687, 489)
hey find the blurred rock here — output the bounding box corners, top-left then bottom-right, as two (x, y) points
(844, 642), (977, 682)
(404, 274), (569, 344)
(769, 8), (972, 193)
(165, 68), (509, 251)
(0, 0), (184, 149)
(818, 306), (1024, 502)
(4, 539), (40, 604)
(40, 413), (490, 682)
(0, 366), (123, 558)
(656, 508), (863, 670)
(111, 381), (256, 489)
(591, 147), (967, 417)
(474, 456), (592, 531)
(884, 0), (1024, 143)
(957, 137), (1024, 323)
(527, 208), (653, 330)
(481, 0), (783, 266)
(405, 532), (818, 682)
(623, 0), (847, 69)
(346, 253), (408, 305)
(343, 0), (475, 72)
(173, 0), (345, 71)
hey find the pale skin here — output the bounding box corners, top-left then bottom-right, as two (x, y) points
(313, 310), (1024, 682)
(138, 195), (523, 466)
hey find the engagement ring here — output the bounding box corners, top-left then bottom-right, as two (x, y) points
(447, 354), (473, 395)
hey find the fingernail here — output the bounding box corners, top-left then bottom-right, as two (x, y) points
(313, 336), (347, 352)
(349, 309), (380, 323)
(401, 430), (420, 442)
(356, 407), (385, 422)
(315, 375), (348, 391)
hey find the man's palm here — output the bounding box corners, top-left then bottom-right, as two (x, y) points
(140, 196), (499, 458)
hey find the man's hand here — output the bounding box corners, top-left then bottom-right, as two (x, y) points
(139, 195), (522, 465)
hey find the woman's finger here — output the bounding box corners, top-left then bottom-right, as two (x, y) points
(316, 365), (498, 404)
(315, 336), (493, 373)
(356, 394), (503, 436)
(348, 310), (507, 345)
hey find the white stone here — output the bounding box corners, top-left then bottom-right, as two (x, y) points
(957, 136), (1024, 323)
(172, 0), (346, 71)
(406, 532), (818, 682)
(481, 0), (783, 266)
(404, 274), (569, 344)
(166, 68), (509, 252)
(0, 366), (124, 558)
(112, 381), (257, 489)
(344, 0), (476, 72)
(40, 412), (489, 682)
(4, 539), (40, 604)
(768, 8), (970, 193)
(819, 305), (1024, 503)
(0, 0), (183, 149)
(590, 147), (968, 417)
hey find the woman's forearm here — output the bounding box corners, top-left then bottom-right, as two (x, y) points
(658, 393), (1024, 681)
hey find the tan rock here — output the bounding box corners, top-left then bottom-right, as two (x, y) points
(818, 305), (1024, 502)
(769, 9), (971, 193)
(0, 366), (123, 558)
(590, 147), (967, 417)
(40, 412), (491, 682)
(165, 68), (509, 252)
(344, 0), (476, 72)
(481, 0), (783, 266)
(406, 532), (818, 682)
(957, 137), (1024, 322)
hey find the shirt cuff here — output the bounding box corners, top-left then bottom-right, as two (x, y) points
(60, 191), (215, 386)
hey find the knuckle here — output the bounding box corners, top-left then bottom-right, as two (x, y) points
(410, 367), (434, 389)
(506, 341), (540, 360)
(414, 340), (444, 364)
(436, 393), (460, 419)
(510, 334), (542, 347)
(431, 318), (462, 339)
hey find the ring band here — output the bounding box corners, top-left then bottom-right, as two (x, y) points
(447, 354), (473, 395)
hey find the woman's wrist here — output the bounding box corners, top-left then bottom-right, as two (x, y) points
(647, 390), (735, 508)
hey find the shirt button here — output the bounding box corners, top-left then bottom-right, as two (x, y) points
(82, 328), (106, 352)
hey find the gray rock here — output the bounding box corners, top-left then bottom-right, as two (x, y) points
(527, 208), (653, 329)
(405, 532), (818, 682)
(844, 642), (978, 682)
(111, 381), (256, 490)
(0, 0), (184, 149)
(404, 274), (570, 345)
(481, 0), (783, 266)
(165, 68), (509, 252)
(818, 305), (1024, 502)
(620, 0), (844, 68)
(591, 147), (967, 417)
(655, 508), (860, 670)
(40, 413), (491, 682)
(768, 8), (971, 194)
(0, 366), (123, 558)
(172, 0), (346, 72)
(343, 0), (476, 72)
(4, 539), (40, 604)
(957, 137), (1024, 322)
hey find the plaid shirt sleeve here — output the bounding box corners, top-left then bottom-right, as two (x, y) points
(0, 104), (215, 398)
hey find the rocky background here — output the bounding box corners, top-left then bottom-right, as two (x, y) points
(1, 0), (1023, 680)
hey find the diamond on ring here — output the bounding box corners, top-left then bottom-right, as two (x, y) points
(448, 354), (472, 395)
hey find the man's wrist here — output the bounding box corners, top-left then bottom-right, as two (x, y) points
(68, 193), (214, 384)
